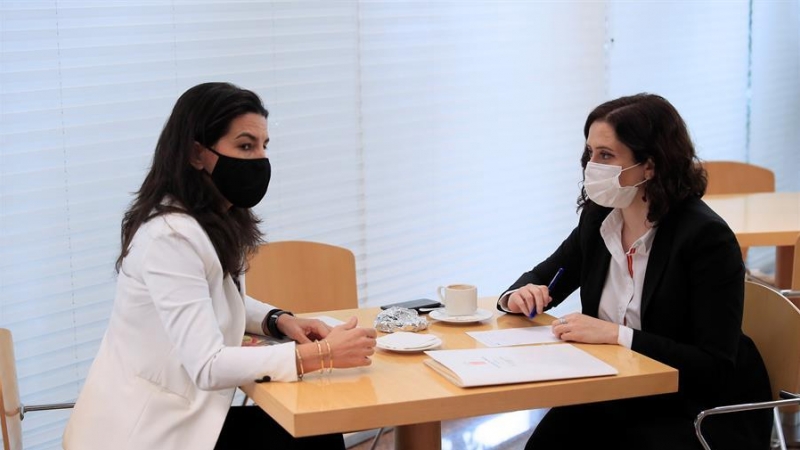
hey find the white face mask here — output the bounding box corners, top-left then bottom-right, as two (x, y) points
(583, 161), (647, 208)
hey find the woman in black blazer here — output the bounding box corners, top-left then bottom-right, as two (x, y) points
(498, 94), (772, 450)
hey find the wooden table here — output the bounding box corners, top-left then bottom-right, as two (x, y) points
(242, 298), (678, 450)
(705, 192), (800, 288)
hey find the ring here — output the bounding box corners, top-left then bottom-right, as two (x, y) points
(559, 317), (567, 325)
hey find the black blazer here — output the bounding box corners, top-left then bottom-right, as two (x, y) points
(500, 197), (771, 443)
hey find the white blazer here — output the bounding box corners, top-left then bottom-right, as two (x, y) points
(63, 212), (297, 450)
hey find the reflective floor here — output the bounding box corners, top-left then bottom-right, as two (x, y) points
(349, 409), (547, 450)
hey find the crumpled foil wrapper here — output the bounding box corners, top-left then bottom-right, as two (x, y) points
(374, 307), (429, 333)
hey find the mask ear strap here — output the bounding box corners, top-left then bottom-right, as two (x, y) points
(205, 146), (223, 157)
(200, 145), (225, 177)
(621, 162), (642, 172)
(638, 171), (651, 203)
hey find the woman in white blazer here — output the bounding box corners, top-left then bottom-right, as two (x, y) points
(63, 83), (377, 450)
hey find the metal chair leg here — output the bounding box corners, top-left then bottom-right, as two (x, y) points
(773, 407), (788, 450)
(368, 427), (387, 450)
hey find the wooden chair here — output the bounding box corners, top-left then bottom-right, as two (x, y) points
(245, 241), (358, 313)
(703, 161), (775, 262)
(1, 329), (74, 450)
(777, 234), (800, 310)
(694, 282), (800, 450)
(703, 160), (775, 196)
(243, 242), (388, 448)
(792, 234), (800, 293)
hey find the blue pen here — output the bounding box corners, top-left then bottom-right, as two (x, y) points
(529, 267), (564, 319)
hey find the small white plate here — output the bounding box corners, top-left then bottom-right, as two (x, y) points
(429, 308), (494, 323)
(376, 333), (443, 353)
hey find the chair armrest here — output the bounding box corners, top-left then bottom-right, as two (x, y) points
(20, 402), (75, 420)
(779, 390), (800, 400)
(694, 391), (800, 450)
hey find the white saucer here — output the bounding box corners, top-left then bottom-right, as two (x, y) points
(376, 333), (443, 353)
(429, 308), (493, 323)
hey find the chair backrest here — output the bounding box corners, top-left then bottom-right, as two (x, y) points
(703, 161), (775, 261)
(703, 161), (775, 195)
(743, 282), (800, 401)
(793, 234), (800, 292)
(245, 241), (358, 313)
(0, 329), (22, 450)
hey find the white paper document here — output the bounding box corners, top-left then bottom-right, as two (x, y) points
(467, 326), (561, 347)
(313, 315), (345, 327)
(423, 344), (618, 388)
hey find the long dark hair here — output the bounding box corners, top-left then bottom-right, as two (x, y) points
(577, 93), (707, 223)
(116, 82), (267, 275)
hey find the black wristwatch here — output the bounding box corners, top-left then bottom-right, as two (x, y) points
(264, 309), (294, 339)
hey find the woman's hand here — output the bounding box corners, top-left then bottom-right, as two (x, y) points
(551, 313), (619, 345)
(324, 316), (377, 368)
(277, 316), (331, 343)
(507, 284), (553, 317)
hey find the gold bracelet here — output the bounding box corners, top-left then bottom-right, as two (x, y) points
(324, 340), (333, 373)
(315, 340), (324, 373)
(295, 347), (304, 380)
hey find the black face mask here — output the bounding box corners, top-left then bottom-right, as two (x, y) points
(205, 146), (271, 208)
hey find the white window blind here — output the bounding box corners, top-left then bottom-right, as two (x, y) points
(246, 2), (366, 292)
(1, 1), (364, 448)
(2, 2), (177, 448)
(606, 1), (751, 162)
(749, 0), (800, 192)
(3, 2), (799, 449)
(357, 1), (607, 307)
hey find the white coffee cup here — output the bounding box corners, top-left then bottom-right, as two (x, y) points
(436, 284), (478, 316)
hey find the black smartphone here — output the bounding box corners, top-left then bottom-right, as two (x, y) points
(380, 298), (443, 313)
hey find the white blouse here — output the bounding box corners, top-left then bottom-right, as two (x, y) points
(598, 209), (657, 348)
(497, 208), (656, 349)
